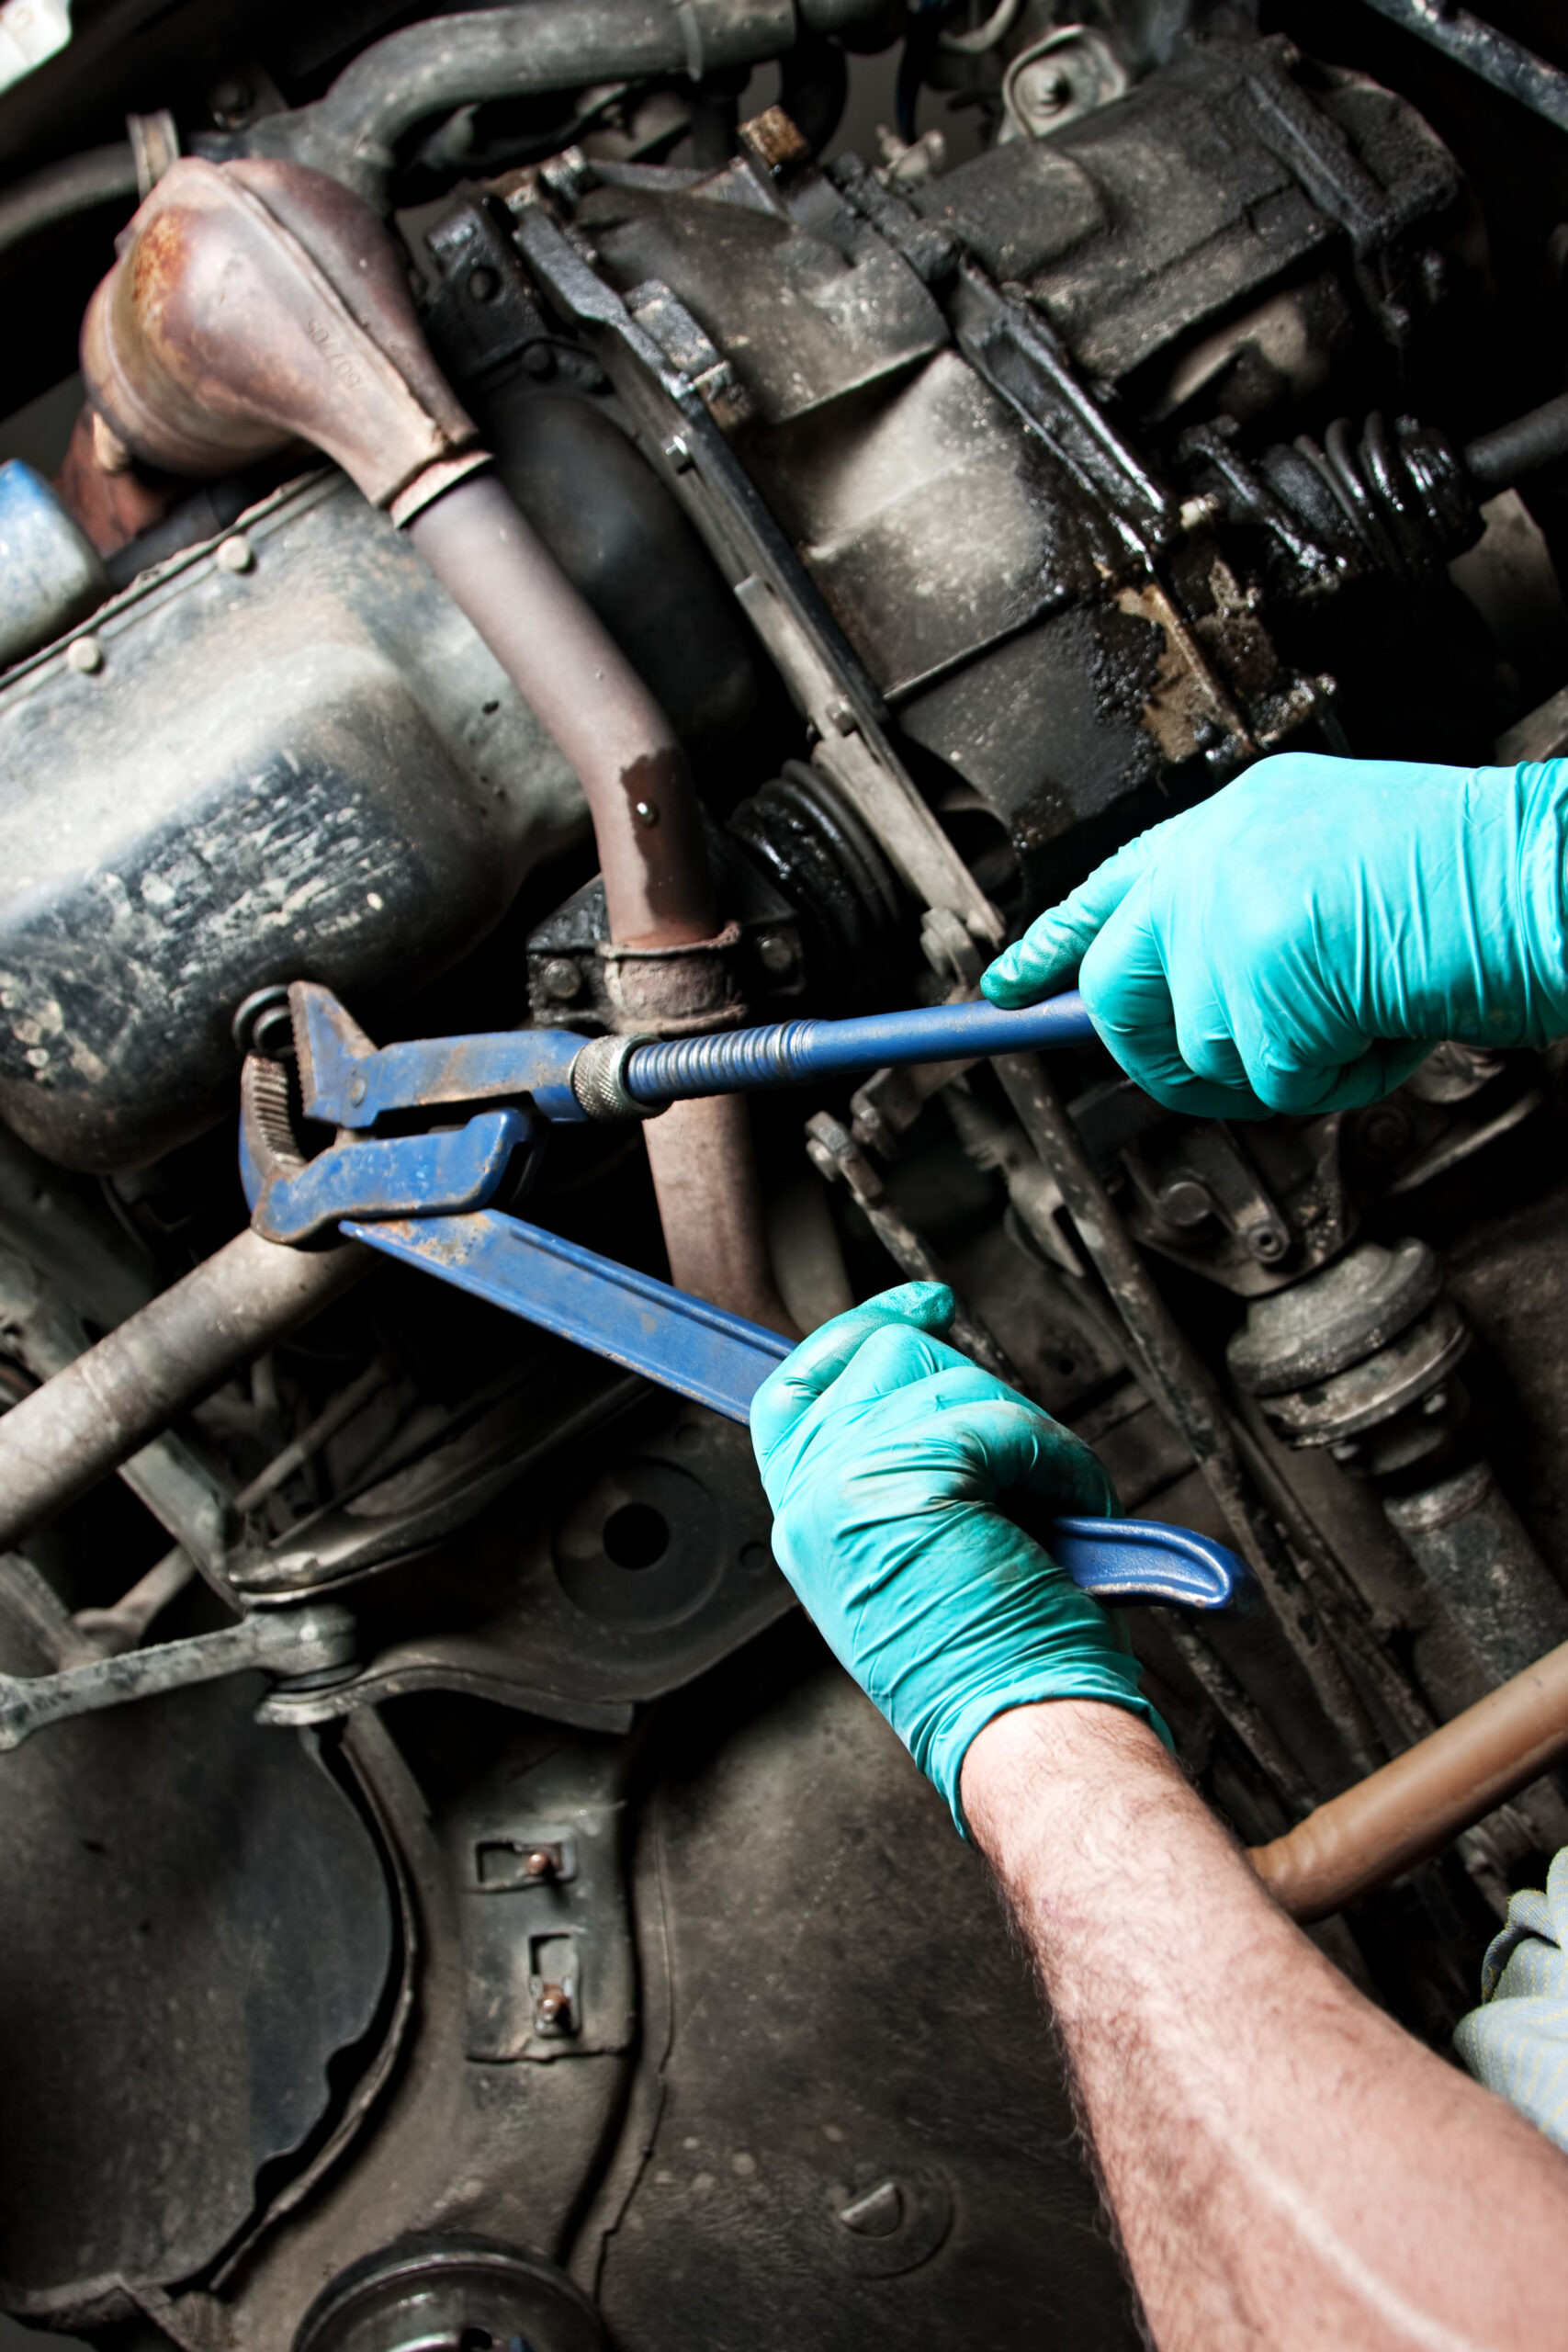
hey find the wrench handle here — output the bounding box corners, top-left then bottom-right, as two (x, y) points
(622, 989), (1095, 1107)
(344, 1210), (1242, 1611)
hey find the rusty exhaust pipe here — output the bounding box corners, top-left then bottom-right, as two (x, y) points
(1250, 1639), (1568, 1921)
(0, 1233), (369, 1557)
(82, 156), (789, 1326)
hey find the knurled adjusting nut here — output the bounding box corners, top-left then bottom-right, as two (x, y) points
(570, 1033), (662, 1123)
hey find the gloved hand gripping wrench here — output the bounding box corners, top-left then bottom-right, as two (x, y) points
(237, 982), (1245, 1611)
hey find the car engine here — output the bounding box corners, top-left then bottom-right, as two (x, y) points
(4, 0), (1568, 2342)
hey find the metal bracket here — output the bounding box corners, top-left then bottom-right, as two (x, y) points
(0, 1601), (356, 1749)
(510, 202), (1004, 952)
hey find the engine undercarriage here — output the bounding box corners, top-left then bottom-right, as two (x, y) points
(4, 1), (1568, 2343)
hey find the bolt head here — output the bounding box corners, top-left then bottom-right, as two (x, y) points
(523, 1847), (557, 1882)
(1157, 1177), (1213, 1229)
(66, 635), (103, 674)
(1021, 64), (1075, 118)
(540, 957), (583, 1004)
(468, 265), (500, 303)
(216, 535), (254, 574)
(535, 1983), (570, 2028)
(209, 75), (254, 126)
(634, 799), (660, 828)
(755, 932), (796, 976)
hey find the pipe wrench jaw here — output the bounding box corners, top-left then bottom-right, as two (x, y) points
(239, 1053), (543, 1247)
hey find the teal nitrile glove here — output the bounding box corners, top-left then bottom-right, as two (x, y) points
(982, 752), (1568, 1119)
(750, 1282), (1169, 1832)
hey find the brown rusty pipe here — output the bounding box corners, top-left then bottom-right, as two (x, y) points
(409, 481), (792, 1328)
(81, 157), (484, 513)
(1250, 1639), (1568, 1921)
(81, 156), (789, 1325)
(407, 477), (716, 949)
(0, 1234), (368, 1556)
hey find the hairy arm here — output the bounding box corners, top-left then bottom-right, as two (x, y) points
(963, 1702), (1568, 2352)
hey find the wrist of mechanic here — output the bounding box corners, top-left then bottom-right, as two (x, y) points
(751, 752), (1568, 2351)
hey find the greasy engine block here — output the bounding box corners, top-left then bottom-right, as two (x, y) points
(6, 5), (1568, 2346)
(0, 32), (1469, 1170)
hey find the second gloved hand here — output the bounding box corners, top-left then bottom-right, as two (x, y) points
(750, 1283), (1168, 1831)
(982, 752), (1568, 1118)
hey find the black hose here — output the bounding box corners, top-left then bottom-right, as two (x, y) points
(243, 0), (804, 205)
(0, 141), (138, 265)
(1464, 391), (1568, 496)
(779, 30), (850, 153)
(894, 13), (942, 142)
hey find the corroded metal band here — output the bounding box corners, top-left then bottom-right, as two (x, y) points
(388, 447), (492, 527)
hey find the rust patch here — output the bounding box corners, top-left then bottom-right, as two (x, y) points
(1115, 577), (1254, 766)
(738, 106), (813, 178)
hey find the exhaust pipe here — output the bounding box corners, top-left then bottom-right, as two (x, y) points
(82, 155), (789, 1326)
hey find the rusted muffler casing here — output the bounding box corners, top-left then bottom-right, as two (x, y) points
(82, 155), (483, 516)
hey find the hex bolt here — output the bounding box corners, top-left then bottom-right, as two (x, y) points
(522, 1847), (558, 1883)
(755, 933), (797, 977)
(540, 958), (583, 1004)
(66, 636), (103, 674)
(1158, 1177), (1213, 1229)
(1179, 491), (1225, 534)
(535, 1982), (571, 2029)
(209, 75), (254, 127)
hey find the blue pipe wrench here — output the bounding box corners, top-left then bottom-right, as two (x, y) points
(238, 983), (1244, 1612)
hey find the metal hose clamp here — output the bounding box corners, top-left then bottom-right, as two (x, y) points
(570, 1034), (662, 1123)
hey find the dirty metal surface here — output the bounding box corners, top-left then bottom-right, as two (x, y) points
(0, 471), (582, 1172)
(0, 1623), (394, 2324)
(174, 1709), (630, 2348)
(250, 1391), (793, 1733)
(588, 1619), (1142, 2351)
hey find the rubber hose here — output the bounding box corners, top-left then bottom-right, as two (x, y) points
(1465, 390), (1568, 496)
(0, 141), (138, 264)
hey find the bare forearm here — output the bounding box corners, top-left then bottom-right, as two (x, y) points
(962, 1702), (1568, 2351)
